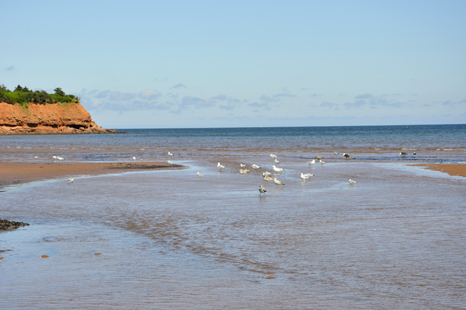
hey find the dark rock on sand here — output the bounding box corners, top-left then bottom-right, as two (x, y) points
(0, 219), (30, 231)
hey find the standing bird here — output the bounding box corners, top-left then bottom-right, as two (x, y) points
(259, 185), (267, 196)
(240, 163), (246, 168)
(270, 154), (278, 159)
(167, 160), (173, 164)
(217, 162), (225, 170)
(334, 151), (339, 155)
(168, 151), (174, 156)
(307, 159), (315, 167)
(348, 178), (357, 184)
(239, 169), (250, 174)
(343, 153), (351, 159)
(133, 156), (136, 162)
(68, 178), (74, 183)
(273, 177), (285, 186)
(252, 164), (261, 169)
(274, 158), (280, 164)
(319, 160), (325, 165)
(399, 152), (407, 156)
(263, 174), (273, 182)
(197, 172), (203, 177)
(272, 165), (284, 173)
(300, 173), (314, 181)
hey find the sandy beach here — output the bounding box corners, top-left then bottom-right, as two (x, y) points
(0, 162), (183, 190)
(412, 163), (466, 178)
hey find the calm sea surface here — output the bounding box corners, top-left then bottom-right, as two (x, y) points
(1, 125), (465, 309)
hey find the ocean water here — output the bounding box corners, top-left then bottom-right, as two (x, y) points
(1, 125), (466, 309)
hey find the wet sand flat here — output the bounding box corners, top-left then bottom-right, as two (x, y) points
(0, 162), (183, 189)
(412, 163), (466, 177)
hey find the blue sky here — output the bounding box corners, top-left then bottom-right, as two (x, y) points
(1, 0), (465, 128)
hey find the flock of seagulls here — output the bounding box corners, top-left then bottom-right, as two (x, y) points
(208, 152), (358, 196)
(61, 149), (361, 192)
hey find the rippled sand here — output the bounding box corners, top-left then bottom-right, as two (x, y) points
(1, 156), (465, 309)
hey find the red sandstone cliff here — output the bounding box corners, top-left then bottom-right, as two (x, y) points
(0, 102), (117, 134)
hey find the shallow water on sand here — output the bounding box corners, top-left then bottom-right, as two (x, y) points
(1, 158), (466, 309)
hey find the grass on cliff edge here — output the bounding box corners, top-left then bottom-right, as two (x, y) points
(0, 85), (79, 109)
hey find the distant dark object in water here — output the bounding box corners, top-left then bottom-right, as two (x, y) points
(413, 152), (417, 155)
(0, 219), (30, 231)
(400, 152), (407, 156)
(315, 156), (323, 160)
(343, 153), (351, 158)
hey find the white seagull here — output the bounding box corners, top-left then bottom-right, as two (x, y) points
(307, 160), (315, 167)
(240, 169), (250, 174)
(270, 154), (278, 159)
(274, 158), (280, 164)
(348, 178), (357, 184)
(262, 171), (271, 177)
(217, 162), (225, 170)
(168, 151), (174, 156)
(197, 172), (203, 177)
(259, 185), (267, 196)
(167, 160), (173, 164)
(133, 156), (136, 162)
(300, 172), (314, 181)
(251, 164), (261, 169)
(68, 178), (74, 183)
(273, 177), (285, 186)
(57, 156), (64, 161)
(240, 163), (246, 168)
(319, 160), (325, 165)
(272, 165), (284, 173)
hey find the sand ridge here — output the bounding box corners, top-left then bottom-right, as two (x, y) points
(412, 163), (466, 178)
(0, 162), (183, 189)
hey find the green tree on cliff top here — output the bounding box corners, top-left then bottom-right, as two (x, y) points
(0, 84), (79, 107)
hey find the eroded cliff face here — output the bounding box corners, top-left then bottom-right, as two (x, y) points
(0, 102), (116, 134)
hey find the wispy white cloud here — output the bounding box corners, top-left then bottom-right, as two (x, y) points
(320, 101), (339, 110)
(139, 89), (161, 100)
(345, 93), (410, 108)
(109, 91), (136, 101)
(170, 83), (186, 89)
(442, 98), (466, 106)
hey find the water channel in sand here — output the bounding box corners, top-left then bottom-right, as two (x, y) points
(1, 157), (465, 309)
